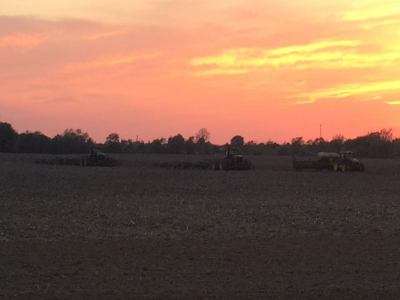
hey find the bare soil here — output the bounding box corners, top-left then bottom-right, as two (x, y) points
(1, 154), (400, 299)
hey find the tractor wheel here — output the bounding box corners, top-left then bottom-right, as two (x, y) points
(243, 160), (255, 170)
(211, 162), (219, 171)
(333, 162), (339, 171)
(80, 158), (87, 167)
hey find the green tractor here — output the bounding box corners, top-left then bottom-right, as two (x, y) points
(333, 151), (365, 172)
(80, 146), (115, 167)
(212, 147), (254, 171)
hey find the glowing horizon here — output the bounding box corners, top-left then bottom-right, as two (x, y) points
(1, 0), (400, 144)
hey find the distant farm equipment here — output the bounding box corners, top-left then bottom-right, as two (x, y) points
(211, 148), (254, 171)
(36, 147), (117, 167)
(155, 161), (211, 170)
(36, 156), (82, 166)
(292, 151), (365, 172)
(154, 148), (254, 171)
(79, 148), (115, 167)
(335, 151), (365, 172)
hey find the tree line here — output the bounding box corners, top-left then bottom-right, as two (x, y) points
(1, 121), (400, 158)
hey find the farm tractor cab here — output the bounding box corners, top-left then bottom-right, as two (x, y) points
(334, 151), (365, 172)
(80, 146), (114, 167)
(91, 147), (106, 161)
(212, 147), (254, 171)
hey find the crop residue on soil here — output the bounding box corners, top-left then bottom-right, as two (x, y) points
(1, 154), (400, 299)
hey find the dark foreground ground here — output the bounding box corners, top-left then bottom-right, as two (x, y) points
(1, 154), (400, 299)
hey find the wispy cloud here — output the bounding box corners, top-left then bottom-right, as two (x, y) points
(2, 1), (400, 143)
(84, 29), (125, 41)
(286, 99), (316, 105)
(291, 81), (400, 104)
(354, 96), (381, 102)
(64, 52), (160, 72)
(362, 19), (400, 29)
(0, 33), (46, 48)
(190, 40), (400, 75)
(343, 5), (400, 21)
(386, 101), (400, 105)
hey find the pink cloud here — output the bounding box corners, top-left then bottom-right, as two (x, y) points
(0, 33), (47, 48)
(1, 1), (400, 144)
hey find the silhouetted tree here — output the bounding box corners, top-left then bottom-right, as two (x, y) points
(379, 128), (393, 142)
(391, 138), (400, 157)
(291, 137), (305, 155)
(19, 131), (52, 153)
(243, 140), (263, 155)
(104, 133), (122, 153)
(277, 142), (291, 156)
(195, 137), (206, 154)
(120, 139), (139, 153)
(312, 137), (327, 153)
(344, 129), (393, 158)
(135, 142), (146, 154)
(263, 140), (280, 156)
(185, 136), (195, 154)
(167, 134), (185, 154)
(150, 138), (166, 154)
(332, 134), (346, 142)
(231, 135), (244, 149)
(3, 120), (400, 158)
(195, 128), (210, 142)
(0, 122), (18, 152)
(329, 134), (345, 153)
(106, 133), (120, 144)
(51, 128), (93, 154)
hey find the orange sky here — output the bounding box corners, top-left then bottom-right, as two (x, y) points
(1, 0), (400, 144)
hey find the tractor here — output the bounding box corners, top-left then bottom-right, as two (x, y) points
(80, 146), (115, 167)
(333, 151), (365, 172)
(212, 147), (254, 171)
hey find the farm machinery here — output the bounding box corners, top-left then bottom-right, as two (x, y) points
(79, 147), (115, 167)
(293, 151), (365, 172)
(211, 147), (254, 171)
(36, 147), (116, 167)
(155, 148), (254, 171)
(334, 151), (365, 172)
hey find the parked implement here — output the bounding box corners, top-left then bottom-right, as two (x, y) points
(36, 147), (116, 167)
(156, 161), (210, 170)
(293, 151), (365, 172)
(293, 152), (338, 171)
(212, 147), (254, 171)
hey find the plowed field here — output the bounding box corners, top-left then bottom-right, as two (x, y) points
(1, 154), (400, 299)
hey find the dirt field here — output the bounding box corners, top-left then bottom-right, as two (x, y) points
(1, 154), (400, 299)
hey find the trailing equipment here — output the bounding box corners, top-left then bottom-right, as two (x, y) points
(293, 151), (364, 172)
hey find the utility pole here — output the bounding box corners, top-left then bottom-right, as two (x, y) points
(320, 124), (322, 139)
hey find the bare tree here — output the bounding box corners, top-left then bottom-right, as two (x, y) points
(195, 128), (210, 142)
(379, 128), (393, 142)
(331, 134), (346, 142)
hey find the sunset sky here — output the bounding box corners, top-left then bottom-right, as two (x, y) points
(1, 0), (400, 144)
